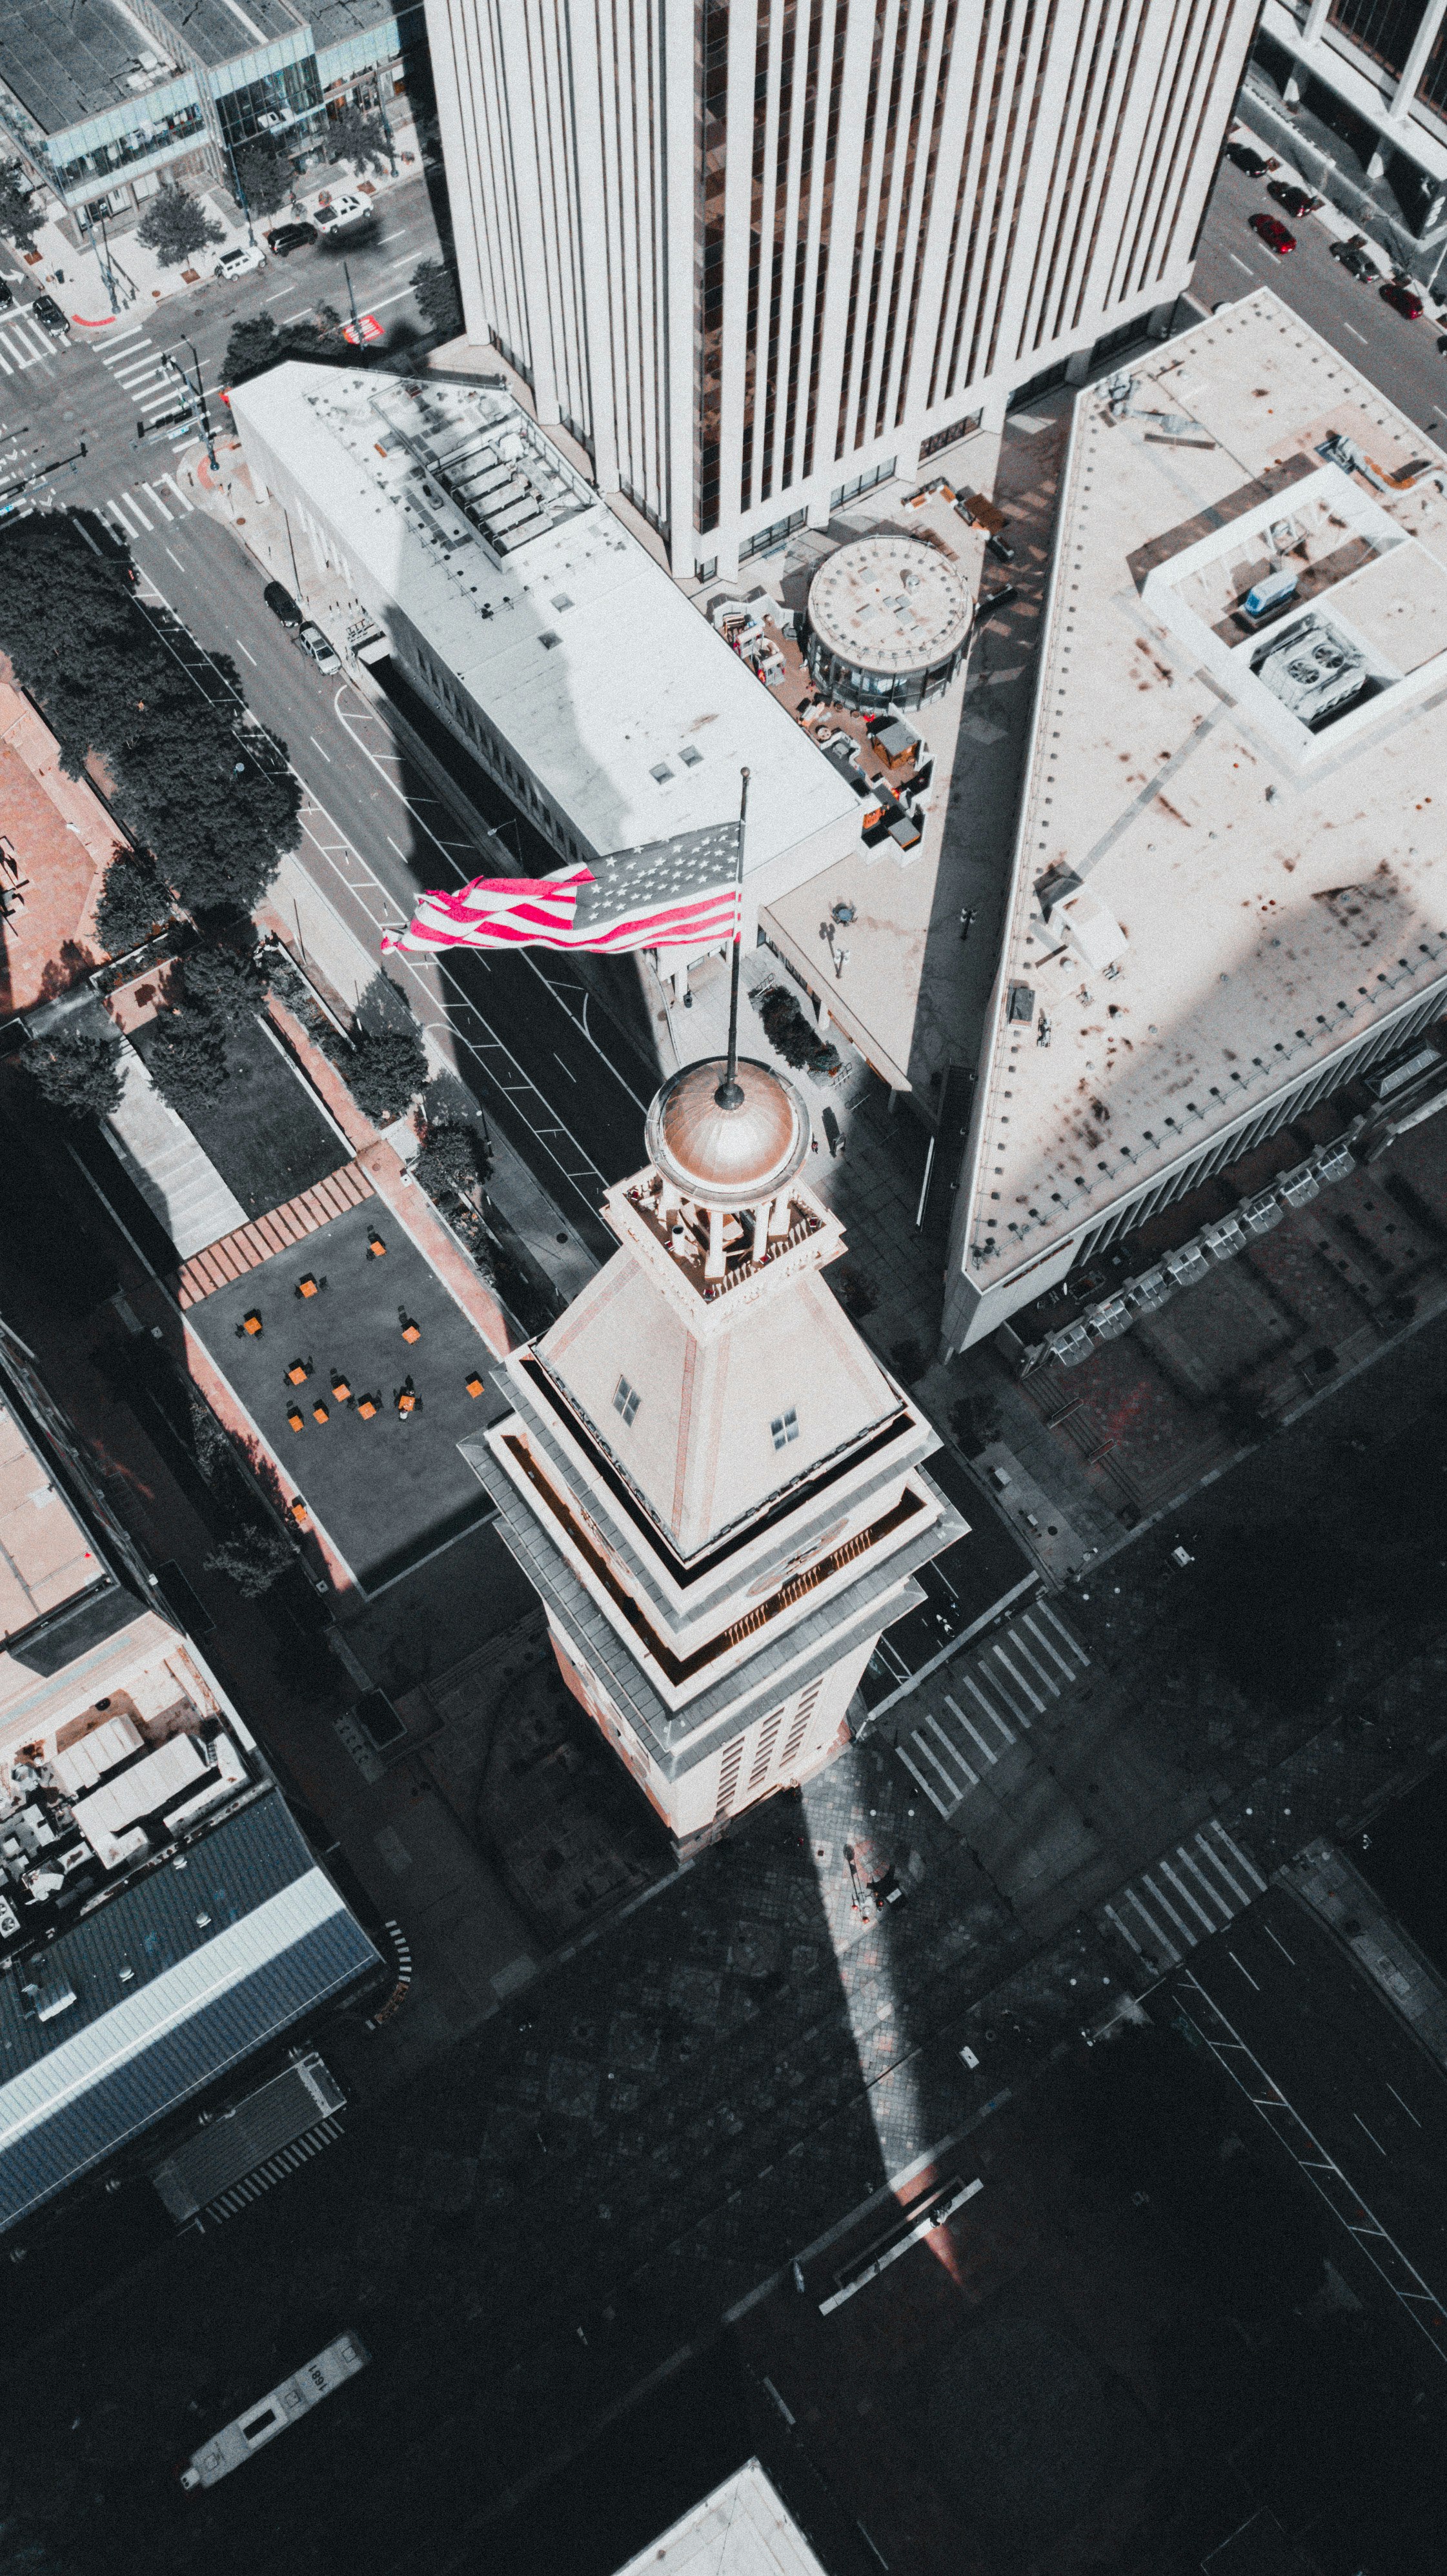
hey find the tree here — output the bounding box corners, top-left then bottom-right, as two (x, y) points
(415, 1114), (491, 1204)
(24, 1025), (125, 1120)
(134, 186), (224, 269)
(145, 932), (265, 1111)
(337, 1020), (428, 1124)
(233, 134), (292, 219)
(224, 302), (347, 389)
(329, 101), (390, 176)
(0, 162), (42, 254)
(410, 259), (462, 341)
(94, 847), (170, 956)
(205, 1525), (292, 1598)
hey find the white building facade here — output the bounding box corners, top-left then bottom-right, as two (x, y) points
(425, 0), (1260, 578)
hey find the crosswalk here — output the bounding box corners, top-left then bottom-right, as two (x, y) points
(895, 1599), (1090, 1819)
(0, 312), (61, 373)
(94, 472), (197, 543)
(85, 322), (205, 545)
(1100, 1820), (1267, 1975)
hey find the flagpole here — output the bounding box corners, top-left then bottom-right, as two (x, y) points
(715, 767), (749, 1112)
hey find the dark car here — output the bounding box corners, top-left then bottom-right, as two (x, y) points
(0, 277), (12, 309)
(32, 292), (70, 337)
(985, 530), (1015, 562)
(1225, 141), (1270, 177)
(1380, 279), (1423, 319)
(1267, 181), (1319, 218)
(976, 585), (1017, 622)
(266, 221), (317, 257)
(1330, 239), (1378, 282)
(264, 579), (302, 628)
(1248, 211), (1295, 257)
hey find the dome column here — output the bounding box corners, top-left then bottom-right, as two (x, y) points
(705, 1206), (727, 1281)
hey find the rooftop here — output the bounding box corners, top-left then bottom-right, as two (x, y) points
(0, 0), (183, 137)
(183, 1194), (501, 1595)
(227, 366), (858, 900)
(807, 530), (973, 676)
(0, 1395), (107, 1652)
(960, 291), (1447, 1287)
(612, 2462), (829, 2576)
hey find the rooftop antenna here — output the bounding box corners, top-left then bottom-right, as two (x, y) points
(714, 767), (749, 1111)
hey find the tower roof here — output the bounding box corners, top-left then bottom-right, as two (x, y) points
(645, 1058), (809, 1209)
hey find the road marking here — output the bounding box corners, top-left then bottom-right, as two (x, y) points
(165, 545), (186, 572)
(112, 490), (151, 532)
(551, 1051), (576, 1081)
(361, 284), (421, 316)
(1353, 2113), (1386, 2155)
(1387, 2084), (1421, 2128)
(1161, 1860), (1218, 1934)
(387, 833), (409, 858)
(921, 1711), (976, 1789)
(309, 733), (332, 761)
(1342, 321), (1368, 343)
(141, 481), (174, 520)
(1227, 1949), (1259, 1990)
(236, 636), (257, 663)
(159, 471), (192, 512)
(278, 308), (313, 325)
(958, 1669), (1015, 1745)
(1124, 1886), (1180, 1964)
(1209, 1822), (1266, 1890)
(943, 1694), (997, 1765)
(1229, 253), (1255, 274)
(97, 327), (148, 361)
(1262, 1923), (1296, 1966)
(1141, 1872), (1196, 1947)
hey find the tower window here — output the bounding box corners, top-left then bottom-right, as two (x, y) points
(613, 1377), (640, 1427)
(771, 1408), (799, 1451)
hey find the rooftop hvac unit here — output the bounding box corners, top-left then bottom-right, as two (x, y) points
(1126, 1267), (1172, 1313)
(1312, 1140), (1356, 1185)
(1164, 1242), (1209, 1286)
(1277, 1162), (1321, 1209)
(1201, 1216), (1244, 1262)
(1240, 1190), (1284, 1235)
(1046, 1322), (1093, 1367)
(1086, 1296), (1131, 1340)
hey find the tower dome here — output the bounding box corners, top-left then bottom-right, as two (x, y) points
(645, 1058), (809, 1209)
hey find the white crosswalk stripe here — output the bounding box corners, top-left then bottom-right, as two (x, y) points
(110, 489), (153, 532)
(895, 1599), (1090, 1818)
(96, 328), (151, 367)
(0, 316), (58, 372)
(1101, 1822), (1268, 1974)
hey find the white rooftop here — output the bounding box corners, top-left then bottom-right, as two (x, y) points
(611, 2462), (829, 2576)
(960, 290), (1447, 1289)
(228, 365), (858, 898)
(807, 530), (973, 676)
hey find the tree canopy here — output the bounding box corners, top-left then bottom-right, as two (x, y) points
(0, 517), (299, 920)
(134, 185), (224, 268)
(23, 1024), (125, 1121)
(0, 165), (42, 254)
(205, 1525), (292, 1598)
(145, 932), (267, 1111)
(329, 103), (390, 176)
(223, 302), (346, 389)
(234, 134), (292, 218)
(411, 259), (462, 341)
(94, 847), (172, 956)
(337, 1020), (429, 1124)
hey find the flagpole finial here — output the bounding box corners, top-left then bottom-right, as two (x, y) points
(714, 768), (750, 1112)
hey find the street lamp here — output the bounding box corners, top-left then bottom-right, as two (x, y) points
(175, 336), (219, 473)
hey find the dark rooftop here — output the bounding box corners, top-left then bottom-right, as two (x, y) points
(0, 1790), (379, 2231)
(145, 0), (307, 72)
(185, 1196), (503, 1594)
(0, 0), (177, 140)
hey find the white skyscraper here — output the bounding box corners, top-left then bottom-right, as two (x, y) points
(426, 0), (1259, 578)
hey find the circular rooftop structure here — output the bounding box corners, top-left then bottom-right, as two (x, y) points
(645, 1058), (810, 1209)
(805, 532), (973, 709)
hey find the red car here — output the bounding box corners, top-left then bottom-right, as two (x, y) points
(1380, 279), (1423, 319)
(1249, 212), (1296, 257)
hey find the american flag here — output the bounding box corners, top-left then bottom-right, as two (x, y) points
(381, 822), (742, 958)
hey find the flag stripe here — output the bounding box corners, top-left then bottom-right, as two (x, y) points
(380, 827), (742, 958)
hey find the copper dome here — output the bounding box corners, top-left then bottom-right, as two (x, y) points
(645, 1057), (810, 1209)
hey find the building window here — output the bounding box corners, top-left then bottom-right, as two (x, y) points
(918, 413), (982, 462)
(771, 1407), (800, 1449)
(613, 1378), (640, 1427)
(1331, 0), (1433, 85)
(740, 507), (807, 560)
(829, 458), (896, 508)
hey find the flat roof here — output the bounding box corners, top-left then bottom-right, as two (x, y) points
(960, 291), (1447, 1291)
(146, 0), (305, 69)
(0, 0), (185, 138)
(612, 2462), (829, 2576)
(184, 1195), (501, 1593)
(807, 531), (973, 674)
(0, 1392), (108, 1653)
(228, 366), (859, 896)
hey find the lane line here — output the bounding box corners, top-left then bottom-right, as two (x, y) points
(1229, 253), (1255, 274)
(309, 734), (333, 761)
(1342, 321), (1368, 343)
(1228, 1949), (1259, 1990)
(235, 636), (258, 664)
(1262, 1924), (1296, 1967)
(1387, 2084), (1421, 2129)
(551, 1051), (576, 1081)
(1353, 2113), (1386, 2155)
(165, 545), (186, 573)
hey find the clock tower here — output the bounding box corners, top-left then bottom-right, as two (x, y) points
(468, 1055), (967, 1849)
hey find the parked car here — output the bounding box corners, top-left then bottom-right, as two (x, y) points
(1330, 239), (1379, 282)
(213, 241), (266, 281)
(264, 580), (302, 628)
(312, 192), (374, 237)
(1248, 212), (1295, 257)
(31, 293), (70, 338)
(976, 585), (1017, 622)
(1267, 181), (1320, 218)
(298, 621), (341, 673)
(265, 221), (318, 257)
(1225, 141), (1270, 177)
(985, 530), (1015, 562)
(1380, 279), (1424, 319)
(0, 277), (13, 309)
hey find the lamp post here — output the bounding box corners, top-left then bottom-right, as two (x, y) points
(176, 336), (218, 473)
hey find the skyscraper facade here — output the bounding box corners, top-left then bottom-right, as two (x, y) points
(426, 0), (1259, 577)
